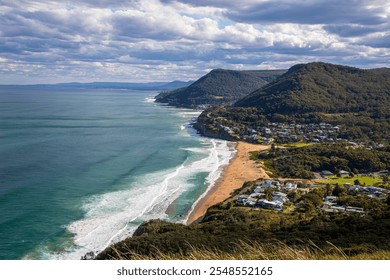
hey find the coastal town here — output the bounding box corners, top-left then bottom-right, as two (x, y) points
(243, 122), (344, 144)
(234, 179), (390, 215)
(205, 114), (386, 149)
(207, 113), (346, 144)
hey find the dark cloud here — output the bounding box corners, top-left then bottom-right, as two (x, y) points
(225, 0), (386, 25)
(111, 14), (182, 41)
(324, 24), (382, 37)
(363, 35), (390, 48)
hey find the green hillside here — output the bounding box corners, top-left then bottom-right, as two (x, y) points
(155, 69), (285, 108)
(235, 62), (390, 115)
(198, 62), (390, 143)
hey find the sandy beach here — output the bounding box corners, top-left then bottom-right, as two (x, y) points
(186, 141), (270, 224)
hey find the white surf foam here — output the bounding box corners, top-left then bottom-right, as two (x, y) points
(144, 97), (156, 103)
(183, 140), (236, 224)
(48, 136), (235, 260)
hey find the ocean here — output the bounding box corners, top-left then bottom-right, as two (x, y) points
(0, 86), (235, 260)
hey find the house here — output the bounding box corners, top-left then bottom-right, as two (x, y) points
(272, 192), (288, 203)
(345, 206), (365, 215)
(368, 192), (387, 199)
(263, 137), (274, 144)
(321, 170), (334, 178)
(321, 204), (346, 213)
(255, 199), (283, 211)
(244, 197), (257, 207)
(347, 141), (358, 146)
(348, 185), (361, 192)
(262, 180), (281, 189)
(324, 196), (338, 203)
(263, 128), (272, 135)
(249, 193), (263, 199)
(253, 186), (264, 193)
(284, 182), (297, 190)
(236, 195), (248, 206)
(339, 170), (350, 177)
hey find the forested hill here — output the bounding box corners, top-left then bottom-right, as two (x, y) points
(155, 69), (285, 108)
(235, 62), (390, 116)
(197, 62), (390, 143)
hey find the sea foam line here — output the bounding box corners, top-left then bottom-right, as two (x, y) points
(183, 139), (236, 225)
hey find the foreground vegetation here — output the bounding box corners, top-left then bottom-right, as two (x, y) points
(105, 240), (390, 260)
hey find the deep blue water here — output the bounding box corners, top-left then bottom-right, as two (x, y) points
(0, 87), (233, 259)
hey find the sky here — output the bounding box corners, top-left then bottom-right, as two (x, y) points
(0, 0), (389, 84)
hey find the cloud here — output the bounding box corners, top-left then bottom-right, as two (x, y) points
(169, 0), (390, 25)
(0, 0), (389, 84)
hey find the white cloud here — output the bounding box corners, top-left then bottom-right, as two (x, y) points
(0, 0), (389, 84)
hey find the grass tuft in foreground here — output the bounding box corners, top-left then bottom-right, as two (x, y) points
(105, 240), (390, 260)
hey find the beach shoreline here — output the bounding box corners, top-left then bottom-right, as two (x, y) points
(185, 141), (270, 225)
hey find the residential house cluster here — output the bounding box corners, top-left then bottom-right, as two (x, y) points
(236, 180), (297, 211)
(321, 195), (366, 215)
(207, 114), (386, 148)
(216, 122), (345, 144)
(348, 185), (389, 199)
(320, 185), (389, 214)
(254, 122), (344, 144)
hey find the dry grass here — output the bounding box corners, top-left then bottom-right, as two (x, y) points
(105, 240), (390, 260)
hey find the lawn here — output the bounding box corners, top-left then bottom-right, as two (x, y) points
(315, 175), (383, 186)
(280, 142), (314, 148)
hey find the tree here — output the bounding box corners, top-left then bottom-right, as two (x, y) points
(332, 184), (347, 196)
(325, 184), (333, 196)
(264, 188), (273, 201)
(288, 191), (298, 203)
(354, 179), (361, 186)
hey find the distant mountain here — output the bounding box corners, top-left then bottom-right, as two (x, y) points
(235, 62), (390, 116)
(0, 81), (193, 91)
(157, 80), (195, 91)
(155, 69), (286, 108)
(53, 81), (193, 91)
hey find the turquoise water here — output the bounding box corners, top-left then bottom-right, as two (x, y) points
(0, 87), (234, 259)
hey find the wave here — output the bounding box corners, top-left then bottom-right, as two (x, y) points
(183, 140), (236, 224)
(144, 97), (156, 103)
(44, 137), (235, 259)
